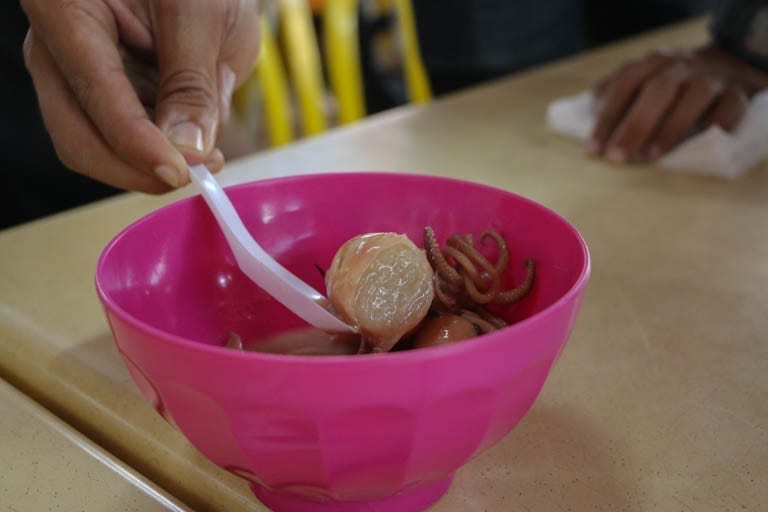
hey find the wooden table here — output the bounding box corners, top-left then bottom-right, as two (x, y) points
(1, 17), (766, 511)
(0, 378), (190, 511)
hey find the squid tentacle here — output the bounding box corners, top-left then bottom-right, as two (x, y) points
(442, 246), (488, 289)
(492, 259), (536, 305)
(475, 307), (508, 329)
(481, 230), (509, 274)
(459, 309), (498, 334)
(424, 227), (462, 286)
(446, 236), (500, 297)
(461, 272), (497, 304)
(433, 273), (459, 310)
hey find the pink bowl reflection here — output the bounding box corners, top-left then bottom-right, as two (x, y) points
(96, 172), (590, 512)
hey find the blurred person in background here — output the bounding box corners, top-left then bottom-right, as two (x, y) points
(589, 0), (768, 163)
(5, 0), (767, 230)
(413, 0), (768, 163)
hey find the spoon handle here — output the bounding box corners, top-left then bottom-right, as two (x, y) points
(189, 165), (353, 333)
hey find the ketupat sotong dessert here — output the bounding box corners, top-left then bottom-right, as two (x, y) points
(226, 227), (535, 355)
(324, 232), (435, 353)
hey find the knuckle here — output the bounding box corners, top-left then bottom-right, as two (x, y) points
(617, 61), (642, 82)
(47, 128), (92, 176)
(158, 68), (217, 110)
(60, 0), (92, 15)
(619, 58), (666, 90)
(59, 0), (103, 26)
(617, 57), (637, 73)
(111, 123), (146, 158)
(644, 74), (676, 97)
(108, 131), (135, 159)
(688, 75), (720, 97)
(642, 77), (666, 96)
(646, 50), (672, 67)
(662, 60), (691, 79)
(647, 51), (666, 64)
(70, 64), (125, 118)
(611, 74), (639, 101)
(69, 68), (97, 115)
(51, 138), (79, 171)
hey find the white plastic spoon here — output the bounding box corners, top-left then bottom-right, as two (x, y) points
(188, 164), (354, 333)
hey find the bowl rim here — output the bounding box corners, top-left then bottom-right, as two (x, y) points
(95, 171), (591, 364)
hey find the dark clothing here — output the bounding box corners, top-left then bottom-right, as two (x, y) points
(413, 0), (585, 94)
(413, 0), (717, 95)
(1, 1), (762, 229)
(585, 0), (719, 45)
(413, 0), (586, 77)
(711, 0), (768, 70)
(0, 4), (119, 230)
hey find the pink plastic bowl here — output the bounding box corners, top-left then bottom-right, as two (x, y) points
(96, 172), (590, 512)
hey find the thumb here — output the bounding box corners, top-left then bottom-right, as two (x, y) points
(151, 1), (225, 163)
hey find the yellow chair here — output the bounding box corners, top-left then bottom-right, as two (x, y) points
(233, 1), (328, 146)
(324, 0), (431, 124)
(281, 0), (328, 136)
(233, 0), (431, 146)
(232, 16), (294, 146)
(324, 0), (366, 124)
(392, 0), (431, 103)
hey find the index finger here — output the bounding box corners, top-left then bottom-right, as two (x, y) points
(589, 53), (670, 154)
(21, 0), (188, 185)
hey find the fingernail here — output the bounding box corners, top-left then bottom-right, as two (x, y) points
(647, 145), (662, 161)
(167, 122), (204, 153)
(586, 138), (601, 155)
(154, 165), (182, 188)
(220, 66), (236, 114)
(605, 146), (627, 164)
(206, 149), (225, 172)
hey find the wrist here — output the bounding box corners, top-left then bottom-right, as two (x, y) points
(695, 42), (768, 94)
(709, 1), (768, 75)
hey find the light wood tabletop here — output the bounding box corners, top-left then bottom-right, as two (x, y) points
(1, 16), (766, 512)
(0, 378), (191, 512)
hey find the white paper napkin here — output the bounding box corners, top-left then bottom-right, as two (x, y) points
(546, 89), (768, 178)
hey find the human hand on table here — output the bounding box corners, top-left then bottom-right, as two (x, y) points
(21, 0), (260, 193)
(588, 44), (768, 164)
